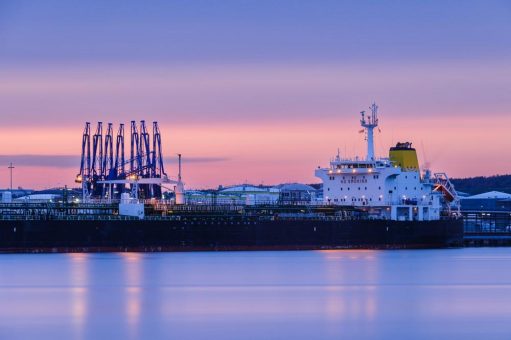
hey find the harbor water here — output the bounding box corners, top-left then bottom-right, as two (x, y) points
(1, 248), (510, 339)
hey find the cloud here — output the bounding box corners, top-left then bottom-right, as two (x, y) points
(164, 156), (229, 164)
(0, 155), (78, 168)
(0, 155), (228, 168)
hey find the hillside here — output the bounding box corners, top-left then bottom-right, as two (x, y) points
(451, 175), (511, 195)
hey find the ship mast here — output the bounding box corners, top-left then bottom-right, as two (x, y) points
(360, 102), (379, 161)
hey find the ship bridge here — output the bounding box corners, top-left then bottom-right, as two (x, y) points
(325, 157), (394, 175)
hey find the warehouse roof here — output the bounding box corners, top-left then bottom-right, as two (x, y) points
(463, 191), (511, 200)
(275, 183), (316, 191)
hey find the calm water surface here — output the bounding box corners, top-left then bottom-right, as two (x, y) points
(1, 248), (510, 339)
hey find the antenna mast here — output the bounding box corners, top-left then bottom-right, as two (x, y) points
(360, 102), (379, 161)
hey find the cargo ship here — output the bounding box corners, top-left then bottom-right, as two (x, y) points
(0, 104), (463, 253)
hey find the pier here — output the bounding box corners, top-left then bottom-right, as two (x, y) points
(462, 210), (511, 246)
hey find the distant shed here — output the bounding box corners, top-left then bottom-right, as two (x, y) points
(276, 183), (317, 205)
(460, 191), (511, 211)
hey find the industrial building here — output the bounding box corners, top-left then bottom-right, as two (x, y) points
(461, 191), (511, 211)
(460, 191), (511, 232)
(275, 183), (318, 205)
(182, 184), (321, 205)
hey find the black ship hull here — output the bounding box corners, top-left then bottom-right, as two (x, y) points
(0, 218), (464, 253)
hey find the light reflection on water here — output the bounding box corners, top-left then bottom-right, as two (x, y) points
(69, 253), (88, 340)
(1, 248), (511, 339)
(122, 252), (142, 339)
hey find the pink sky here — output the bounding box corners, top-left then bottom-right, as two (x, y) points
(0, 63), (510, 189)
(1, 0), (510, 190)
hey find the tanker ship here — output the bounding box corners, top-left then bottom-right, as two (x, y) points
(0, 105), (463, 253)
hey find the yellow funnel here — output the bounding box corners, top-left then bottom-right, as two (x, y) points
(389, 142), (419, 171)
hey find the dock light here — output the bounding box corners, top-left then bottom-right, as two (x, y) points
(128, 174), (138, 181)
(352, 169), (356, 173)
(75, 175), (83, 183)
(328, 170), (333, 174)
(337, 169), (341, 173)
(368, 168), (373, 173)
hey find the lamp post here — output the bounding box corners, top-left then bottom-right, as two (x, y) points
(8, 162), (14, 191)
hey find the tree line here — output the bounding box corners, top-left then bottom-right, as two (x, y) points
(451, 175), (511, 195)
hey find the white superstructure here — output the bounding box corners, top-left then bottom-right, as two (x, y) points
(315, 103), (455, 221)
